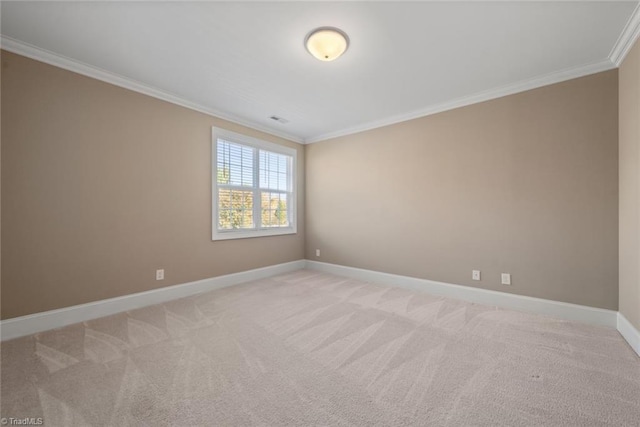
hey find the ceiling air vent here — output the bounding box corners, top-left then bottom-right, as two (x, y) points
(269, 116), (289, 124)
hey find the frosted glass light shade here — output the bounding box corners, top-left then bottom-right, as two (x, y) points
(305, 27), (349, 62)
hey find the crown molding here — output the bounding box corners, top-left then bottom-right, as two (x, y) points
(0, 36), (305, 145)
(1, 29), (628, 147)
(304, 59), (616, 144)
(609, 2), (640, 67)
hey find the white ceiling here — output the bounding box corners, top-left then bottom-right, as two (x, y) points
(2, 1), (639, 144)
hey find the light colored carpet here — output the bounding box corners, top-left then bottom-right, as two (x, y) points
(1, 269), (639, 426)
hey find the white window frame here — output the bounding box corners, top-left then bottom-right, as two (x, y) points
(212, 127), (297, 241)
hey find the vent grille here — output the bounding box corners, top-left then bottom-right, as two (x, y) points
(269, 116), (289, 124)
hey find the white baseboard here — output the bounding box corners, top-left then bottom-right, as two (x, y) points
(617, 313), (640, 357)
(3, 259), (634, 356)
(0, 260), (306, 341)
(305, 261), (618, 328)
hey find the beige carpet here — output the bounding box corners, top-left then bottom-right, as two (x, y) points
(1, 269), (639, 426)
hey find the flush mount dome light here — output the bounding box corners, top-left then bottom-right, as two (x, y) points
(305, 27), (349, 62)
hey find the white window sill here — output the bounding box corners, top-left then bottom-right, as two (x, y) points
(212, 227), (297, 241)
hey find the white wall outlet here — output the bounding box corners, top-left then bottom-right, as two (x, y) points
(156, 269), (165, 280)
(501, 273), (511, 285)
(472, 270), (481, 281)
(316, 249), (320, 257)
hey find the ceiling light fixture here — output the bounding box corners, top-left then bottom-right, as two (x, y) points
(305, 27), (349, 62)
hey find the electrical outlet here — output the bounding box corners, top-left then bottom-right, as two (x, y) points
(156, 269), (165, 280)
(472, 270), (481, 281)
(316, 249), (320, 257)
(501, 273), (511, 285)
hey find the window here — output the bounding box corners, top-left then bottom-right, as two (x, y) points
(212, 128), (297, 240)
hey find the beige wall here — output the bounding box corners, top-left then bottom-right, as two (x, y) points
(306, 70), (619, 310)
(0, 48), (625, 319)
(619, 38), (640, 330)
(1, 51), (305, 319)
